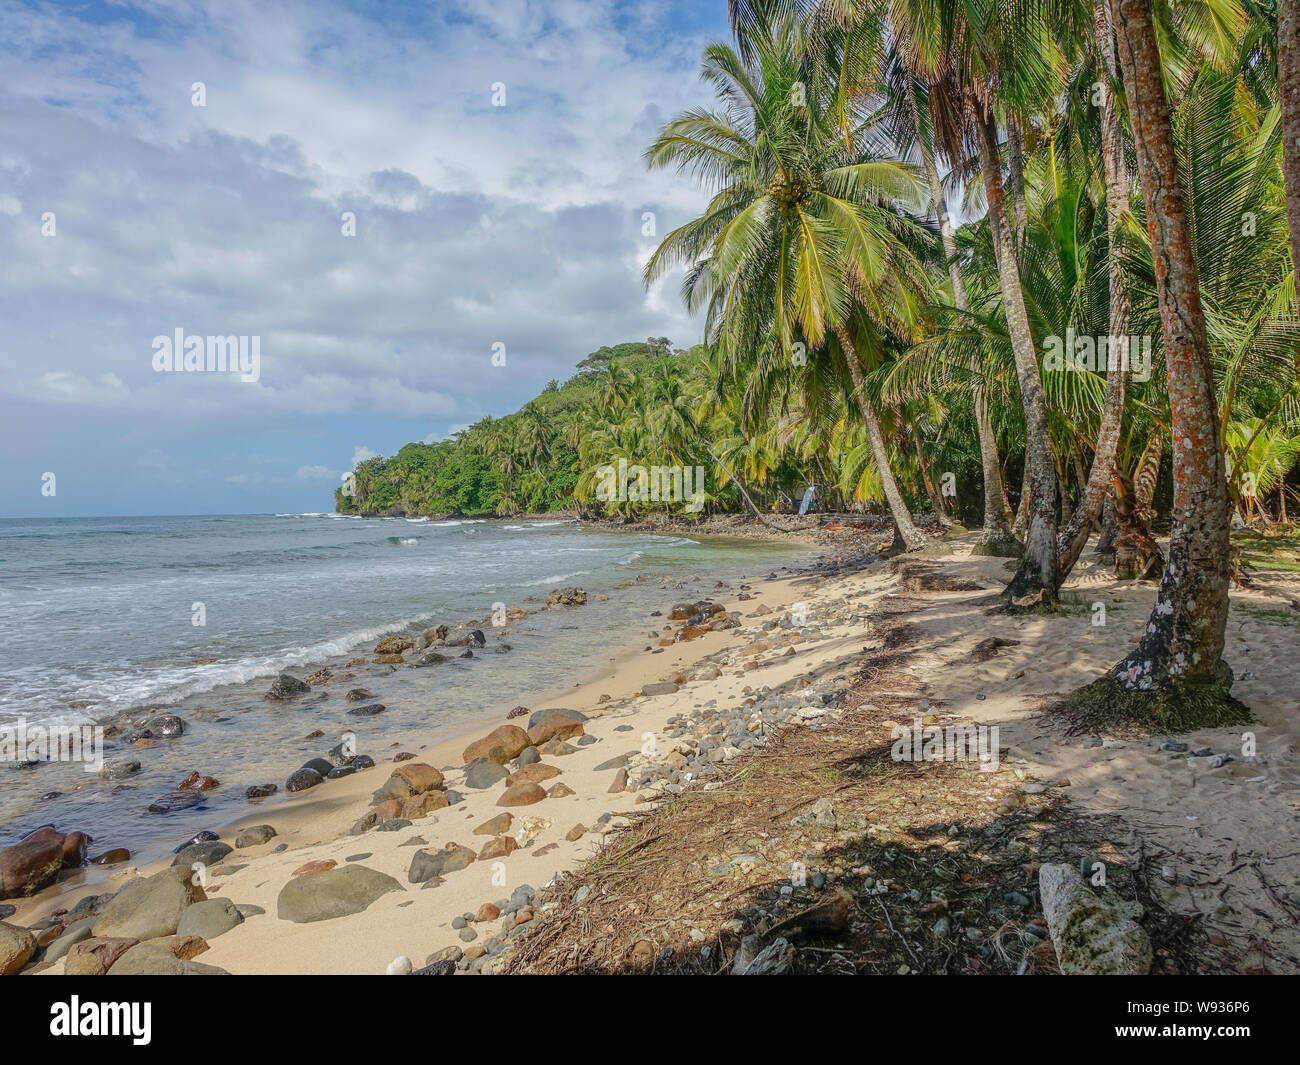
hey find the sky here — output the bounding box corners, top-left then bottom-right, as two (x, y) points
(0, 0), (732, 517)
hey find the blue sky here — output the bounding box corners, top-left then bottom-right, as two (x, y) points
(0, 0), (732, 517)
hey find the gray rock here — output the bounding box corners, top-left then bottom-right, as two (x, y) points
(235, 825), (277, 848)
(42, 920), (95, 962)
(93, 866), (203, 940)
(641, 682), (679, 696)
(286, 768), (324, 792)
(171, 841), (232, 868)
(276, 865), (404, 923)
(737, 936), (794, 974)
(176, 897), (244, 940)
(1039, 863), (1152, 974)
(463, 758), (509, 789)
(100, 759), (142, 781)
(266, 673), (311, 700)
(107, 941), (229, 975)
(516, 746), (541, 767)
(408, 844), (476, 884)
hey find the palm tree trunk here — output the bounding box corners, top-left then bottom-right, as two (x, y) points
(1282, 0), (1300, 275)
(972, 106), (1060, 599)
(1056, 0), (1131, 580)
(1012, 462), (1031, 539)
(912, 424), (953, 526)
(838, 325), (927, 549)
(1089, 0), (1239, 719)
(1006, 115), (1030, 244)
(909, 82), (1017, 554)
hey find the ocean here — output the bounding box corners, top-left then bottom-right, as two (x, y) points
(0, 513), (808, 861)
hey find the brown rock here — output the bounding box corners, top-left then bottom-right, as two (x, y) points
(374, 635), (415, 654)
(372, 654), (404, 665)
(392, 763), (445, 795)
(373, 798), (403, 821)
(478, 836), (518, 860)
(292, 859), (338, 878)
(505, 763), (561, 787)
(526, 713), (584, 746)
(547, 783), (576, 798)
(151, 934), (210, 960)
(497, 783), (546, 807)
(537, 739), (577, 757)
(0, 922), (37, 974)
(565, 823), (587, 842)
(177, 772), (220, 791)
(473, 813), (513, 836)
(462, 725), (532, 765)
(607, 768), (628, 793)
(402, 791), (450, 819)
(65, 936), (139, 976)
(474, 902), (501, 922)
(0, 833), (66, 899)
(60, 831), (91, 869)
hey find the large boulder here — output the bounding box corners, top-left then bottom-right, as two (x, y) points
(462, 725), (532, 766)
(0, 831), (67, 899)
(0, 921), (36, 974)
(1039, 864), (1152, 975)
(276, 865), (403, 923)
(92, 866), (205, 941)
(176, 898), (243, 941)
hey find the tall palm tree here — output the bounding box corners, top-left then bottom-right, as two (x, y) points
(644, 15), (934, 546)
(1075, 0), (1243, 725)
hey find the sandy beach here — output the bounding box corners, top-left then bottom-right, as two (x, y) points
(4, 526), (1296, 976)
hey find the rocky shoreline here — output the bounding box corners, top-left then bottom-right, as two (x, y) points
(1, 531), (851, 974)
(7, 528), (1291, 976)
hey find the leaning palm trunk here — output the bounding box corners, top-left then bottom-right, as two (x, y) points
(972, 108), (1060, 599)
(838, 325), (927, 549)
(910, 84), (1018, 554)
(912, 424), (953, 526)
(1055, 0), (1131, 580)
(1282, 0), (1300, 275)
(1071, 0), (1244, 728)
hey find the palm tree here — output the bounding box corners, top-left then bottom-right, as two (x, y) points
(644, 14), (934, 546)
(1073, 0), (1244, 726)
